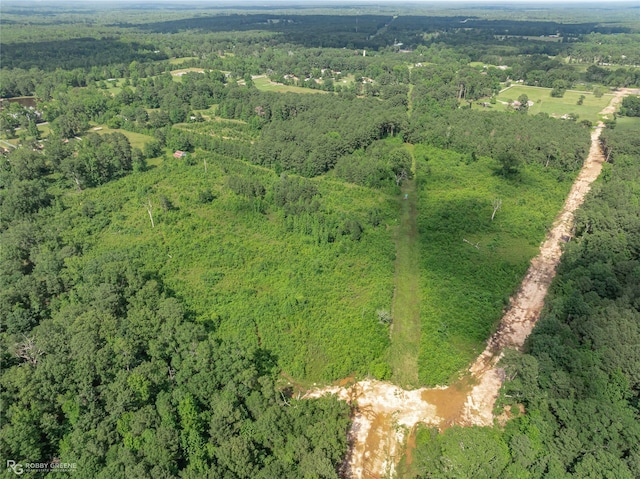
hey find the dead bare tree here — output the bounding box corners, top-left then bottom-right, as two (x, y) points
(203, 157), (208, 173)
(71, 171), (82, 191)
(394, 169), (408, 186)
(16, 335), (43, 365)
(146, 199), (155, 228)
(463, 238), (480, 249)
(491, 198), (502, 221)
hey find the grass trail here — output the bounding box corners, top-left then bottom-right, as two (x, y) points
(389, 149), (421, 388)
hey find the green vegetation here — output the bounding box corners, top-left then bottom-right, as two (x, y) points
(415, 147), (576, 385)
(493, 85), (612, 123)
(615, 115), (640, 132)
(388, 167), (421, 387)
(619, 94), (640, 117)
(407, 102), (640, 479)
(92, 125), (156, 150)
(84, 156), (396, 381)
(253, 76), (329, 95)
(1, 2), (639, 477)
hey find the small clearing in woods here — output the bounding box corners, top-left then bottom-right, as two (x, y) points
(305, 89), (635, 479)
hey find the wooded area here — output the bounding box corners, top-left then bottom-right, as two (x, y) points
(1, 2), (639, 477)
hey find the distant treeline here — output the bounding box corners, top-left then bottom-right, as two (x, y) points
(131, 14), (629, 49)
(0, 37), (167, 71)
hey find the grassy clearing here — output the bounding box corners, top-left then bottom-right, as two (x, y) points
(388, 176), (421, 388)
(488, 85), (612, 123)
(170, 68), (207, 81)
(0, 139), (18, 149)
(169, 56), (198, 64)
(616, 115), (640, 132)
(37, 123), (52, 138)
(96, 78), (133, 95)
(89, 125), (155, 149)
(416, 146), (575, 385)
(253, 76), (328, 94)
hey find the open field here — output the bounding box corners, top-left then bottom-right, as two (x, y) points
(176, 117), (254, 142)
(616, 115), (640, 132)
(170, 67), (207, 81)
(90, 124), (155, 149)
(253, 76), (328, 94)
(490, 85), (613, 123)
(97, 78), (137, 95)
(169, 56), (198, 64)
(37, 123), (52, 138)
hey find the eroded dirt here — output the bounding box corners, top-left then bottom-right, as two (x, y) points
(304, 91), (632, 479)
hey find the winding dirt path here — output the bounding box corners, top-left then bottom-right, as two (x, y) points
(305, 89), (634, 479)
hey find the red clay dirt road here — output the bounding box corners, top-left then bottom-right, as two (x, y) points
(305, 89), (637, 479)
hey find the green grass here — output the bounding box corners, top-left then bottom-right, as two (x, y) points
(416, 146), (576, 385)
(253, 76), (328, 94)
(388, 176), (421, 388)
(95, 79), (138, 96)
(616, 115), (640, 132)
(0, 138), (18, 149)
(37, 123), (52, 138)
(488, 85), (612, 123)
(169, 56), (198, 64)
(89, 125), (155, 149)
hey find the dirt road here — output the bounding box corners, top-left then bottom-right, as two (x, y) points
(305, 90), (631, 479)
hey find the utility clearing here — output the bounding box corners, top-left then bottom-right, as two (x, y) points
(305, 89), (635, 479)
(388, 152), (420, 388)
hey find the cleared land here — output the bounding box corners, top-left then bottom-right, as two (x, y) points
(306, 90), (624, 479)
(91, 125), (154, 149)
(491, 85), (612, 123)
(388, 168), (421, 389)
(253, 76), (328, 94)
(416, 147), (574, 385)
(168, 56), (198, 64)
(616, 115), (640, 132)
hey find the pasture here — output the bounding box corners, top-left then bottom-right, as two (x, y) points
(491, 85), (612, 123)
(90, 125), (155, 149)
(253, 76), (328, 94)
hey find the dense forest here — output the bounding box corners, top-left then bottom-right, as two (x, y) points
(1, 2), (639, 478)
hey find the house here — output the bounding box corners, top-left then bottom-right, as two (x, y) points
(173, 150), (186, 159)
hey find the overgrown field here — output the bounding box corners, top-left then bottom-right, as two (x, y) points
(63, 152), (396, 383)
(415, 146), (576, 385)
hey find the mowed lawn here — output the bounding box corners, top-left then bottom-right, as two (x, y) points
(253, 76), (328, 94)
(492, 85), (612, 123)
(616, 115), (640, 132)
